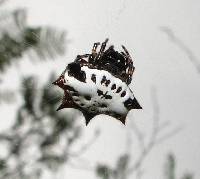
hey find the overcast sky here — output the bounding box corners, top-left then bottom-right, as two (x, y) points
(1, 0), (200, 179)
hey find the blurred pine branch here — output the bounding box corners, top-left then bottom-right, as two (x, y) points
(164, 154), (194, 179)
(0, 8), (66, 72)
(0, 74), (82, 179)
(165, 154), (176, 179)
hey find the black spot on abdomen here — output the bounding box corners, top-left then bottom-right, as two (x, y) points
(111, 84), (116, 90)
(121, 91), (126, 97)
(91, 74), (96, 83)
(97, 90), (112, 100)
(124, 98), (133, 110)
(116, 87), (122, 93)
(97, 89), (103, 96)
(105, 80), (111, 87)
(65, 85), (77, 92)
(105, 95), (112, 99)
(100, 103), (107, 108)
(84, 95), (91, 100)
(101, 76), (106, 84)
(79, 71), (86, 83)
(72, 92), (79, 96)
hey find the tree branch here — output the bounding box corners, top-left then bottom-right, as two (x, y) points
(160, 26), (200, 74)
(127, 86), (181, 177)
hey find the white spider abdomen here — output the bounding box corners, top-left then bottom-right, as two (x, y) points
(64, 66), (135, 116)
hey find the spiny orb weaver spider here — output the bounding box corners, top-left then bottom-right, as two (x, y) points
(53, 38), (142, 125)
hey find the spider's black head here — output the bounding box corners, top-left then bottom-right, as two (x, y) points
(98, 47), (127, 77)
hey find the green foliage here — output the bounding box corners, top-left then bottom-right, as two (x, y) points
(21, 76), (37, 115)
(0, 5), (83, 179)
(181, 174), (194, 179)
(0, 159), (6, 171)
(164, 154), (194, 179)
(165, 154), (176, 179)
(96, 165), (112, 179)
(0, 9), (66, 73)
(96, 154), (129, 179)
(96, 152), (195, 179)
(0, 90), (15, 103)
(0, 74), (81, 178)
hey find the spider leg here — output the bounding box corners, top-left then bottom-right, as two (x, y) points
(122, 45), (135, 85)
(95, 38), (109, 65)
(75, 54), (90, 66)
(89, 42), (100, 65)
(122, 45), (131, 56)
(92, 42), (100, 55)
(76, 54), (90, 60)
(99, 38), (109, 54)
(106, 45), (114, 52)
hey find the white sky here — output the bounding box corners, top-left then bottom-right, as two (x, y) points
(1, 0), (200, 179)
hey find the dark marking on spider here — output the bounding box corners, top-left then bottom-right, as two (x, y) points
(97, 89), (104, 96)
(72, 93), (78, 96)
(116, 87), (122, 93)
(101, 76), (107, 84)
(84, 95), (91, 100)
(121, 91), (126, 97)
(111, 84), (116, 90)
(124, 97), (142, 110)
(52, 75), (66, 89)
(100, 103), (107, 108)
(68, 62), (86, 83)
(89, 106), (97, 112)
(80, 71), (86, 82)
(105, 80), (111, 87)
(132, 98), (142, 109)
(65, 85), (77, 92)
(71, 92), (79, 96)
(91, 74), (96, 83)
(105, 95), (112, 99)
(124, 98), (133, 110)
(97, 90), (112, 100)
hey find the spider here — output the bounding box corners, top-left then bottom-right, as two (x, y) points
(53, 39), (141, 125)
